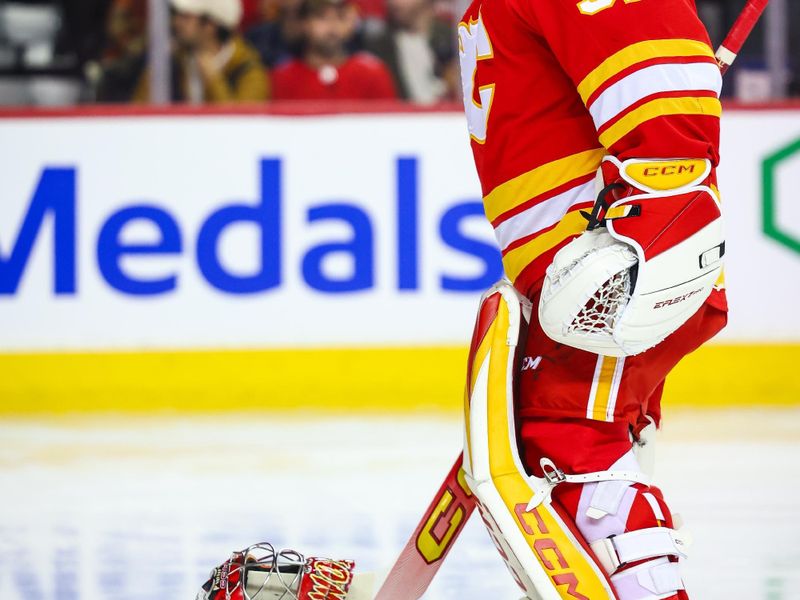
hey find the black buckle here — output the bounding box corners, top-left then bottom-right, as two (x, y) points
(581, 182), (626, 231)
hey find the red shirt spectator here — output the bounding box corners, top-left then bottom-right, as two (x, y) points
(272, 0), (397, 100)
(241, 0), (260, 31)
(273, 52), (396, 99)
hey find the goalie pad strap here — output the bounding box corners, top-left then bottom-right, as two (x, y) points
(527, 457), (650, 510)
(610, 558), (685, 599)
(590, 527), (687, 574)
(543, 459), (649, 486)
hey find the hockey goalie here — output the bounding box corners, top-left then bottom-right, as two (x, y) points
(457, 0), (727, 598)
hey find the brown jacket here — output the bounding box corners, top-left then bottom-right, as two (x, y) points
(135, 36), (270, 103)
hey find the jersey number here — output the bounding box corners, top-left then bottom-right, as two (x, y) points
(458, 15), (494, 144)
(577, 0), (642, 16)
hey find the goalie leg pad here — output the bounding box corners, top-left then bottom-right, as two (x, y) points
(463, 281), (617, 600)
(464, 281), (691, 599)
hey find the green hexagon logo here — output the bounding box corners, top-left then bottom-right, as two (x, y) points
(763, 137), (800, 254)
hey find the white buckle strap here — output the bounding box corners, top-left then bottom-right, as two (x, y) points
(590, 527), (688, 574)
(610, 558), (685, 599)
(527, 457), (650, 510)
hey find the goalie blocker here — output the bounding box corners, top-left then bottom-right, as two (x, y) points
(539, 156), (725, 357)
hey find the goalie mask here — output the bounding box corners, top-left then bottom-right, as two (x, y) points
(196, 542), (371, 600)
(539, 156), (724, 357)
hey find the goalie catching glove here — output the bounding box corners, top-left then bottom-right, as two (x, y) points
(196, 542), (373, 600)
(539, 155), (725, 357)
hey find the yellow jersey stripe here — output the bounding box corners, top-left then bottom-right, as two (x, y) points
(598, 96), (721, 149)
(484, 148), (605, 223)
(577, 39), (716, 104)
(502, 210), (588, 282)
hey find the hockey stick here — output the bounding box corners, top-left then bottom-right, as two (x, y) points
(374, 457), (476, 600)
(716, 0), (769, 75)
(374, 4), (769, 599)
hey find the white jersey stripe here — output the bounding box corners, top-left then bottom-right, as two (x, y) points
(588, 62), (722, 131)
(493, 180), (595, 252)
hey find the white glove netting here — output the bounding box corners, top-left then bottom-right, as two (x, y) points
(546, 246), (633, 337)
(570, 269), (632, 335)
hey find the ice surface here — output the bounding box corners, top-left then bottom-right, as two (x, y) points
(0, 409), (798, 599)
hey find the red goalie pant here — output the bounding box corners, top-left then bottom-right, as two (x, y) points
(517, 291), (728, 433)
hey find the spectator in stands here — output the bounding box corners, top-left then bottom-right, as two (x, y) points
(133, 0), (269, 103)
(94, 0), (148, 102)
(241, 0), (264, 31)
(244, 0), (306, 67)
(364, 0), (457, 104)
(102, 0), (146, 62)
(271, 0), (396, 100)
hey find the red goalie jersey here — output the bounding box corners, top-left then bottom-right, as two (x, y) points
(459, 0), (725, 300)
(459, 0), (729, 429)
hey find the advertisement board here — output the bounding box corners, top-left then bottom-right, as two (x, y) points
(1, 113), (499, 351)
(1, 107), (799, 410)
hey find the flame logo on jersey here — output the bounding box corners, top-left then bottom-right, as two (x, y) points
(458, 13), (495, 144)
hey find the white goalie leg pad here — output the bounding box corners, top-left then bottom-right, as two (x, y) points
(473, 496), (543, 599)
(463, 281), (620, 600)
(465, 280), (690, 599)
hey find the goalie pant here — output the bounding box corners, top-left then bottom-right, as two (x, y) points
(518, 281), (726, 432)
(463, 282), (718, 600)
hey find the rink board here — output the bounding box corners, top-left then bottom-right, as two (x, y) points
(1, 106), (799, 411)
(1, 343), (799, 412)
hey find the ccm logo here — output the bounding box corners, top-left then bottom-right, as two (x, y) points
(521, 356), (542, 371)
(653, 288), (702, 309)
(643, 164), (696, 177)
(514, 504), (591, 599)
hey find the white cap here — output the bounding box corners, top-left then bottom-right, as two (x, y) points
(171, 0), (243, 29)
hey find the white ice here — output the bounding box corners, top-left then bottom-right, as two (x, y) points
(0, 409), (798, 599)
